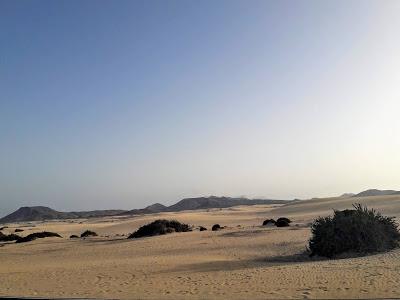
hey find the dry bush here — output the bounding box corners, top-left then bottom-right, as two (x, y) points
(128, 220), (191, 238)
(16, 231), (62, 243)
(81, 230), (98, 238)
(309, 204), (400, 258)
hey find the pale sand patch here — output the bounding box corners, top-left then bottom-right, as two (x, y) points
(1, 195), (400, 299)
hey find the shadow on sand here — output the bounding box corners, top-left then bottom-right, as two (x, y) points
(161, 252), (327, 274)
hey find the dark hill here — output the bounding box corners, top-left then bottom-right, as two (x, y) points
(353, 189), (400, 198)
(340, 193), (355, 198)
(1, 197), (288, 223)
(144, 203), (167, 213)
(0, 206), (127, 224)
(67, 209), (127, 218)
(122, 203), (167, 216)
(167, 196), (287, 212)
(0, 206), (67, 223)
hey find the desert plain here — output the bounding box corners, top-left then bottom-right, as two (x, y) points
(1, 195), (400, 299)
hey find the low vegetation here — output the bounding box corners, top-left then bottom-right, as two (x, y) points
(262, 219), (275, 226)
(212, 224), (221, 231)
(275, 219), (291, 227)
(0, 232), (21, 242)
(199, 226), (207, 231)
(14, 229), (24, 232)
(276, 217), (291, 224)
(309, 204), (400, 258)
(16, 232), (62, 243)
(81, 230), (98, 238)
(262, 217), (291, 227)
(128, 219), (191, 238)
(70, 235), (79, 238)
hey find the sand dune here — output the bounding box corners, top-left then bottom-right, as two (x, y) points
(271, 194), (400, 222)
(1, 195), (400, 299)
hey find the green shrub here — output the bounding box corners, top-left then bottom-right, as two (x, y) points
(309, 204), (400, 258)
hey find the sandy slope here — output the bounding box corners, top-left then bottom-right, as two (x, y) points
(1, 195), (400, 299)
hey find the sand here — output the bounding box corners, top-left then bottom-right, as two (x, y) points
(1, 194), (400, 299)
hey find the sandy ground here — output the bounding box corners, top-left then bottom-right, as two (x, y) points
(1, 195), (400, 299)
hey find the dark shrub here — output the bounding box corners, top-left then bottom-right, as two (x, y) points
(309, 204), (400, 258)
(15, 229), (24, 232)
(70, 235), (79, 239)
(199, 226), (207, 231)
(128, 219), (191, 239)
(81, 230), (98, 238)
(0, 232), (21, 242)
(276, 217), (291, 224)
(16, 231), (62, 243)
(262, 219), (276, 226)
(275, 219), (290, 227)
(212, 224), (221, 231)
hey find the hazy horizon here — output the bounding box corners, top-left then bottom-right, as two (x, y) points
(1, 0), (400, 216)
(2, 187), (400, 217)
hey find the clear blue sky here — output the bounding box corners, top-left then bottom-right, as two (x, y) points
(1, 0), (400, 215)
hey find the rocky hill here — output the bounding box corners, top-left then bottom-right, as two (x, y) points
(353, 189), (400, 198)
(0, 206), (127, 224)
(6, 190), (400, 224)
(122, 203), (168, 216)
(0, 197), (287, 224)
(166, 196), (287, 212)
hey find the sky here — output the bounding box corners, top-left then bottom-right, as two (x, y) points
(1, 0), (400, 216)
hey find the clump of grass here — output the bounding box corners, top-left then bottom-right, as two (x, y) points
(128, 219), (191, 239)
(0, 232), (21, 242)
(212, 224), (221, 231)
(275, 219), (290, 227)
(16, 231), (62, 243)
(262, 219), (275, 226)
(309, 204), (400, 258)
(80, 230), (98, 238)
(276, 217), (291, 224)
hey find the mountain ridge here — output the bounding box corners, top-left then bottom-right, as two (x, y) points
(166, 196), (287, 212)
(0, 206), (126, 224)
(3, 189), (399, 224)
(352, 189), (400, 198)
(0, 196), (288, 224)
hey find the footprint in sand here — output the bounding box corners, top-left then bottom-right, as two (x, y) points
(94, 275), (102, 285)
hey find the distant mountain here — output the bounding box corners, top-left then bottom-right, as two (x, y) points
(122, 203), (167, 216)
(353, 189), (400, 198)
(166, 196), (288, 212)
(145, 203), (167, 212)
(340, 193), (355, 198)
(0, 206), (68, 223)
(1, 197), (288, 224)
(0, 206), (127, 224)
(67, 209), (128, 218)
